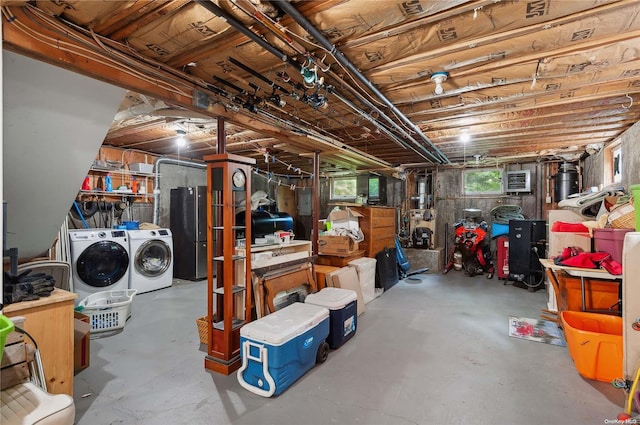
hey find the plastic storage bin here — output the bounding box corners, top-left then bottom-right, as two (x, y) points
(237, 302), (330, 397)
(305, 287), (357, 349)
(630, 183), (640, 231)
(593, 228), (632, 264)
(77, 289), (138, 334)
(0, 314), (15, 361)
(348, 257), (378, 304)
(561, 310), (622, 382)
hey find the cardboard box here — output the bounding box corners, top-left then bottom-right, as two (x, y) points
(74, 311), (91, 374)
(327, 266), (365, 316)
(328, 208), (363, 231)
(129, 162), (154, 173)
(318, 235), (359, 254)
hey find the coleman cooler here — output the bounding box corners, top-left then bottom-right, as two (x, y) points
(305, 287), (357, 349)
(237, 302), (330, 397)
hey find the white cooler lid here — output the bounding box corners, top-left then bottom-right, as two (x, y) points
(305, 287), (357, 309)
(240, 302), (329, 345)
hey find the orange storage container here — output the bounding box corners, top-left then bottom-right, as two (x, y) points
(561, 311), (622, 382)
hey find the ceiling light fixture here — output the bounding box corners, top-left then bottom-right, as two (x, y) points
(459, 128), (471, 143)
(431, 71), (448, 95)
(176, 129), (187, 147)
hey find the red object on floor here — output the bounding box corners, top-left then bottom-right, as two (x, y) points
(497, 236), (509, 280)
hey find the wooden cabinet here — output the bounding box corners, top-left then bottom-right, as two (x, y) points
(3, 289), (77, 396)
(203, 153), (255, 375)
(352, 206), (397, 257)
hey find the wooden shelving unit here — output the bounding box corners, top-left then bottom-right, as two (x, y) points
(203, 153), (255, 375)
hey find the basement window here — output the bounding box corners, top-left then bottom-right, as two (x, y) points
(463, 168), (503, 195)
(612, 145), (622, 183)
(330, 177), (357, 200)
(603, 139), (622, 185)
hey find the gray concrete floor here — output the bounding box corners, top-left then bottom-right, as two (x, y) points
(73, 272), (624, 425)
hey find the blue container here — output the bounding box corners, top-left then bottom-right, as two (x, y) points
(491, 222), (509, 238)
(123, 221), (139, 230)
(238, 303), (329, 397)
(305, 287), (357, 349)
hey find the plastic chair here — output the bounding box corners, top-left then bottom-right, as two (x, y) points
(16, 260), (71, 291)
(0, 316), (75, 425)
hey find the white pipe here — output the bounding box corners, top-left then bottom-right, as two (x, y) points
(152, 158), (206, 224)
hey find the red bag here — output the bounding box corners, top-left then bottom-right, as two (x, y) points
(600, 257), (623, 275)
(553, 246), (584, 265)
(560, 252), (610, 269)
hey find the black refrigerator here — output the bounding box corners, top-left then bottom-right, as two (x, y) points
(170, 186), (209, 280)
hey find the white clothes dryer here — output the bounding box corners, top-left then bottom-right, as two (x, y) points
(128, 228), (173, 294)
(69, 228), (130, 305)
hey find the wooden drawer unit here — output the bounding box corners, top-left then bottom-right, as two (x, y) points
(354, 206), (397, 258)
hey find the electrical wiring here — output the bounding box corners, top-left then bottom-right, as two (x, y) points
(3, 5), (189, 98)
(223, 3), (424, 156)
(252, 167), (313, 191)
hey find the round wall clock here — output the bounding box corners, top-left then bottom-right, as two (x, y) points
(232, 169), (246, 188)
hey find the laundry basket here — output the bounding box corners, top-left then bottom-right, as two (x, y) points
(78, 289), (138, 334)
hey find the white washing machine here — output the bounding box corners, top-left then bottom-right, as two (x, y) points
(69, 228), (131, 304)
(128, 228), (173, 294)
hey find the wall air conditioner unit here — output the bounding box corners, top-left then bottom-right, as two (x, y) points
(505, 170), (531, 193)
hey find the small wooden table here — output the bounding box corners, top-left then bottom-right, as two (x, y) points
(316, 250), (365, 267)
(3, 288), (77, 396)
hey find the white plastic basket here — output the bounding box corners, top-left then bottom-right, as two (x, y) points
(78, 289), (138, 333)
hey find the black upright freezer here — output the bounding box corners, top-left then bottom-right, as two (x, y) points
(170, 186), (209, 280)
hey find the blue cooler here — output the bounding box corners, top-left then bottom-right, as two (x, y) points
(305, 287), (357, 349)
(237, 302), (330, 397)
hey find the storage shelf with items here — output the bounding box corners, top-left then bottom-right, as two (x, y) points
(204, 153), (255, 375)
(81, 167), (154, 199)
(77, 147), (159, 202)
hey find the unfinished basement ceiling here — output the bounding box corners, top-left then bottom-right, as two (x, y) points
(3, 0), (640, 175)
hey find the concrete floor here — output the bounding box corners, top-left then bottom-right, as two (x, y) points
(73, 272), (624, 425)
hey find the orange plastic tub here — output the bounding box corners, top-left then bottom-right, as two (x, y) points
(561, 311), (622, 382)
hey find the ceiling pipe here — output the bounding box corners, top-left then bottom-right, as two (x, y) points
(329, 90), (411, 151)
(194, 0), (288, 62)
(197, 0), (435, 163)
(152, 158), (206, 224)
(215, 4), (441, 162)
(274, 0), (450, 164)
(229, 2), (440, 163)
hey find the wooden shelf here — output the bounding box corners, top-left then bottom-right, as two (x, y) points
(212, 318), (245, 331)
(204, 153), (256, 376)
(213, 285), (246, 295)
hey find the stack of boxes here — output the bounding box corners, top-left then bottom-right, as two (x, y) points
(318, 208), (363, 255)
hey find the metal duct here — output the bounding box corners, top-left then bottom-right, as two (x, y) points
(152, 158), (207, 224)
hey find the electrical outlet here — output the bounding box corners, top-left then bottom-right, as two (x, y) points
(545, 195), (552, 204)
